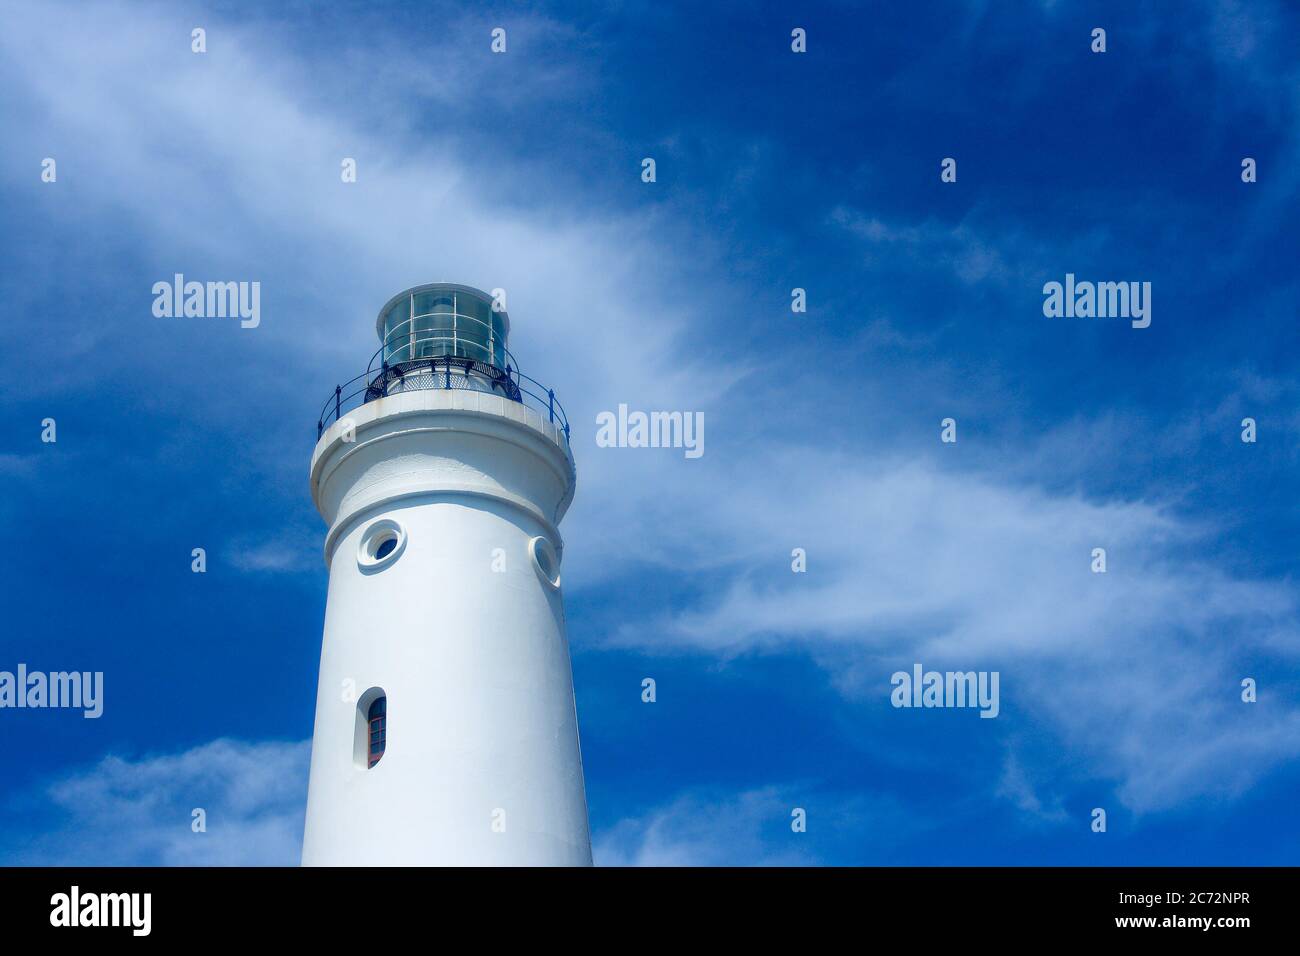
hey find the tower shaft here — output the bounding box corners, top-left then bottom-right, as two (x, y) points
(302, 378), (589, 865)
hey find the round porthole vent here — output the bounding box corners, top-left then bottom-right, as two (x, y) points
(529, 536), (561, 590)
(358, 519), (406, 571)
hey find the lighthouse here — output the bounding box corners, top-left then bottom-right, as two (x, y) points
(301, 283), (591, 866)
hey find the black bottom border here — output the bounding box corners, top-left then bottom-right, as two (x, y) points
(0, 866), (1289, 940)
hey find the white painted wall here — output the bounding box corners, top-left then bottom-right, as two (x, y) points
(301, 390), (591, 866)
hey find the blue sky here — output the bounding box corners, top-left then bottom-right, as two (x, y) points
(1, 0), (1298, 865)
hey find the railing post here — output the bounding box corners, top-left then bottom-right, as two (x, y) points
(334, 385), (341, 421)
(444, 358), (451, 389)
(548, 389), (555, 423)
(381, 361), (389, 397)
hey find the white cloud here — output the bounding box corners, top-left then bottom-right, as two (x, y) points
(6, 740), (904, 867)
(595, 788), (811, 866)
(597, 445), (1300, 813)
(997, 750), (1067, 823)
(225, 532), (319, 574)
(2, 739), (309, 865)
(594, 785), (932, 866)
(0, 0), (745, 515)
(0, 454), (37, 477)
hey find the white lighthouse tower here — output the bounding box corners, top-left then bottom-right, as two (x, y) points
(301, 283), (591, 866)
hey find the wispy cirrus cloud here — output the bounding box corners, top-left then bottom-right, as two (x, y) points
(225, 532), (319, 575)
(0, 738), (309, 866)
(596, 443), (1300, 813)
(595, 787), (816, 867)
(594, 785), (924, 867)
(5, 739), (869, 868)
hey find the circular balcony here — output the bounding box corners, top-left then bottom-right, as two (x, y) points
(316, 342), (570, 445)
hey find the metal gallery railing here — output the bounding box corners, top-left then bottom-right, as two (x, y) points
(316, 340), (571, 444)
